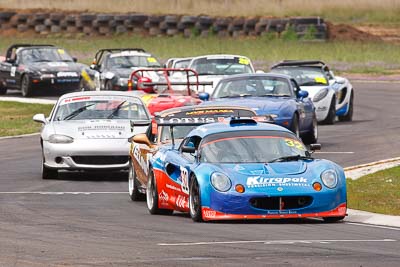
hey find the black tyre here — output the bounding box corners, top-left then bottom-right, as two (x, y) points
(128, 162), (145, 201)
(323, 216), (345, 223)
(321, 97), (336, 125)
(290, 113), (300, 139)
(302, 114), (318, 144)
(21, 74), (33, 97)
(338, 92), (354, 122)
(41, 156), (58, 179)
(105, 80), (114, 90)
(146, 169), (173, 215)
(0, 85), (7, 95)
(189, 177), (203, 222)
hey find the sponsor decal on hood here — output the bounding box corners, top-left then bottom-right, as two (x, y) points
(246, 176), (308, 188)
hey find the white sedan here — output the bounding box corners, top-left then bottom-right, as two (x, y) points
(33, 91), (151, 179)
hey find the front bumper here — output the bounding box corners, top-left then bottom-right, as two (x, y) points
(43, 138), (130, 170)
(30, 76), (81, 91)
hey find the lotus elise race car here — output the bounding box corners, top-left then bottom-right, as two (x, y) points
(128, 105), (259, 201)
(270, 60), (354, 124)
(33, 91), (151, 179)
(0, 44), (88, 96)
(200, 73), (318, 144)
(137, 117), (347, 222)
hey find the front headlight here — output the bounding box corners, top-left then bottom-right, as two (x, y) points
(313, 88), (329, 102)
(49, 134), (74, 144)
(210, 172), (232, 192)
(321, 169), (338, 188)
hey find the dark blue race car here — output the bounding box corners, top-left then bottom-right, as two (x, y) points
(139, 118), (346, 222)
(199, 73), (318, 144)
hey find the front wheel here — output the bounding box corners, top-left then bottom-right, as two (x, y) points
(146, 169), (173, 215)
(189, 177), (203, 222)
(302, 114), (318, 144)
(323, 216), (345, 223)
(128, 163), (145, 201)
(338, 92), (354, 122)
(321, 97), (336, 125)
(290, 113), (300, 139)
(105, 80), (114, 90)
(41, 156), (58, 179)
(0, 85), (7, 95)
(21, 75), (33, 97)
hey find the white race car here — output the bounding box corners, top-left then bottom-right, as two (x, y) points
(33, 91), (151, 179)
(183, 54), (256, 95)
(270, 60), (354, 124)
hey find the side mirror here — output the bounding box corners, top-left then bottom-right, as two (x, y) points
(33, 113), (47, 124)
(90, 64), (97, 70)
(335, 77), (346, 84)
(309, 143), (321, 152)
(130, 133), (152, 147)
(137, 77), (155, 93)
(198, 92), (210, 101)
(72, 57), (78, 62)
(130, 120), (151, 127)
(297, 90), (309, 99)
(181, 145), (196, 153)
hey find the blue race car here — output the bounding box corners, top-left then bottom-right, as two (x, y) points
(135, 117), (347, 222)
(199, 73), (318, 144)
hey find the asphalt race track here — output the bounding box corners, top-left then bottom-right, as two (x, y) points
(0, 81), (399, 266)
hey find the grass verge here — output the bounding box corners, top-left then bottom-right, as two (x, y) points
(1, 35), (400, 74)
(347, 166), (400, 215)
(0, 102), (53, 137)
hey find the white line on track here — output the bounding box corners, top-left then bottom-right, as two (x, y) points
(346, 222), (400, 231)
(0, 191), (126, 195)
(315, 152), (355, 154)
(157, 239), (396, 246)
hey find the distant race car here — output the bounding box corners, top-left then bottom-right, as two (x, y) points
(164, 57), (193, 69)
(128, 68), (212, 115)
(200, 73), (318, 144)
(183, 54), (256, 95)
(270, 60), (354, 124)
(33, 91), (151, 179)
(134, 117), (347, 222)
(0, 44), (88, 96)
(89, 48), (162, 91)
(128, 105), (259, 201)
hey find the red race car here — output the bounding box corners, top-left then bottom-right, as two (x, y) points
(128, 68), (212, 115)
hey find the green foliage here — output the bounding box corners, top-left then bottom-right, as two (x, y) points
(190, 27), (200, 37)
(302, 25), (317, 40)
(281, 25), (298, 41)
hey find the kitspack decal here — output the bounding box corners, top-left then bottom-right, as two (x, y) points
(246, 176), (308, 188)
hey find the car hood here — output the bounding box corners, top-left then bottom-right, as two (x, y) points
(202, 97), (289, 115)
(49, 120), (147, 139)
(147, 95), (201, 115)
(219, 162), (307, 176)
(28, 62), (86, 73)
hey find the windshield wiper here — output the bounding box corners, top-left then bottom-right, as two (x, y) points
(33, 59), (52, 62)
(268, 154), (312, 163)
(218, 94), (253, 98)
(63, 103), (95, 120)
(107, 100), (127, 119)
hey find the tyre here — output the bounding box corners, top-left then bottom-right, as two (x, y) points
(321, 97), (336, 125)
(21, 75), (33, 97)
(338, 92), (354, 122)
(323, 216), (345, 223)
(128, 163), (145, 201)
(105, 80), (114, 90)
(302, 114), (318, 144)
(189, 177), (203, 222)
(146, 169), (173, 215)
(41, 156), (58, 179)
(290, 113), (300, 139)
(0, 85), (7, 95)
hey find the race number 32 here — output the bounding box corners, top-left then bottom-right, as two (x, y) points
(180, 166), (189, 194)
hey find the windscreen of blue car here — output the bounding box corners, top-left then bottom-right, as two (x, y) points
(200, 130), (307, 163)
(213, 76), (293, 98)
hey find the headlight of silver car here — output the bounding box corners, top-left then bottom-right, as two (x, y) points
(321, 169), (338, 188)
(313, 88), (329, 102)
(211, 172), (232, 192)
(49, 134), (74, 144)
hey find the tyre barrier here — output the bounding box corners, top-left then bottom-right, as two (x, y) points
(0, 11), (328, 39)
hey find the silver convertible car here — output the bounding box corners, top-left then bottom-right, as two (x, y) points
(33, 91), (151, 179)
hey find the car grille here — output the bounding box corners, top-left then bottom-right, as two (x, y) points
(72, 156), (129, 165)
(250, 196), (313, 210)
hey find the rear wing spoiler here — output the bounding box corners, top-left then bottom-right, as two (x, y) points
(271, 60), (328, 69)
(128, 68), (213, 93)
